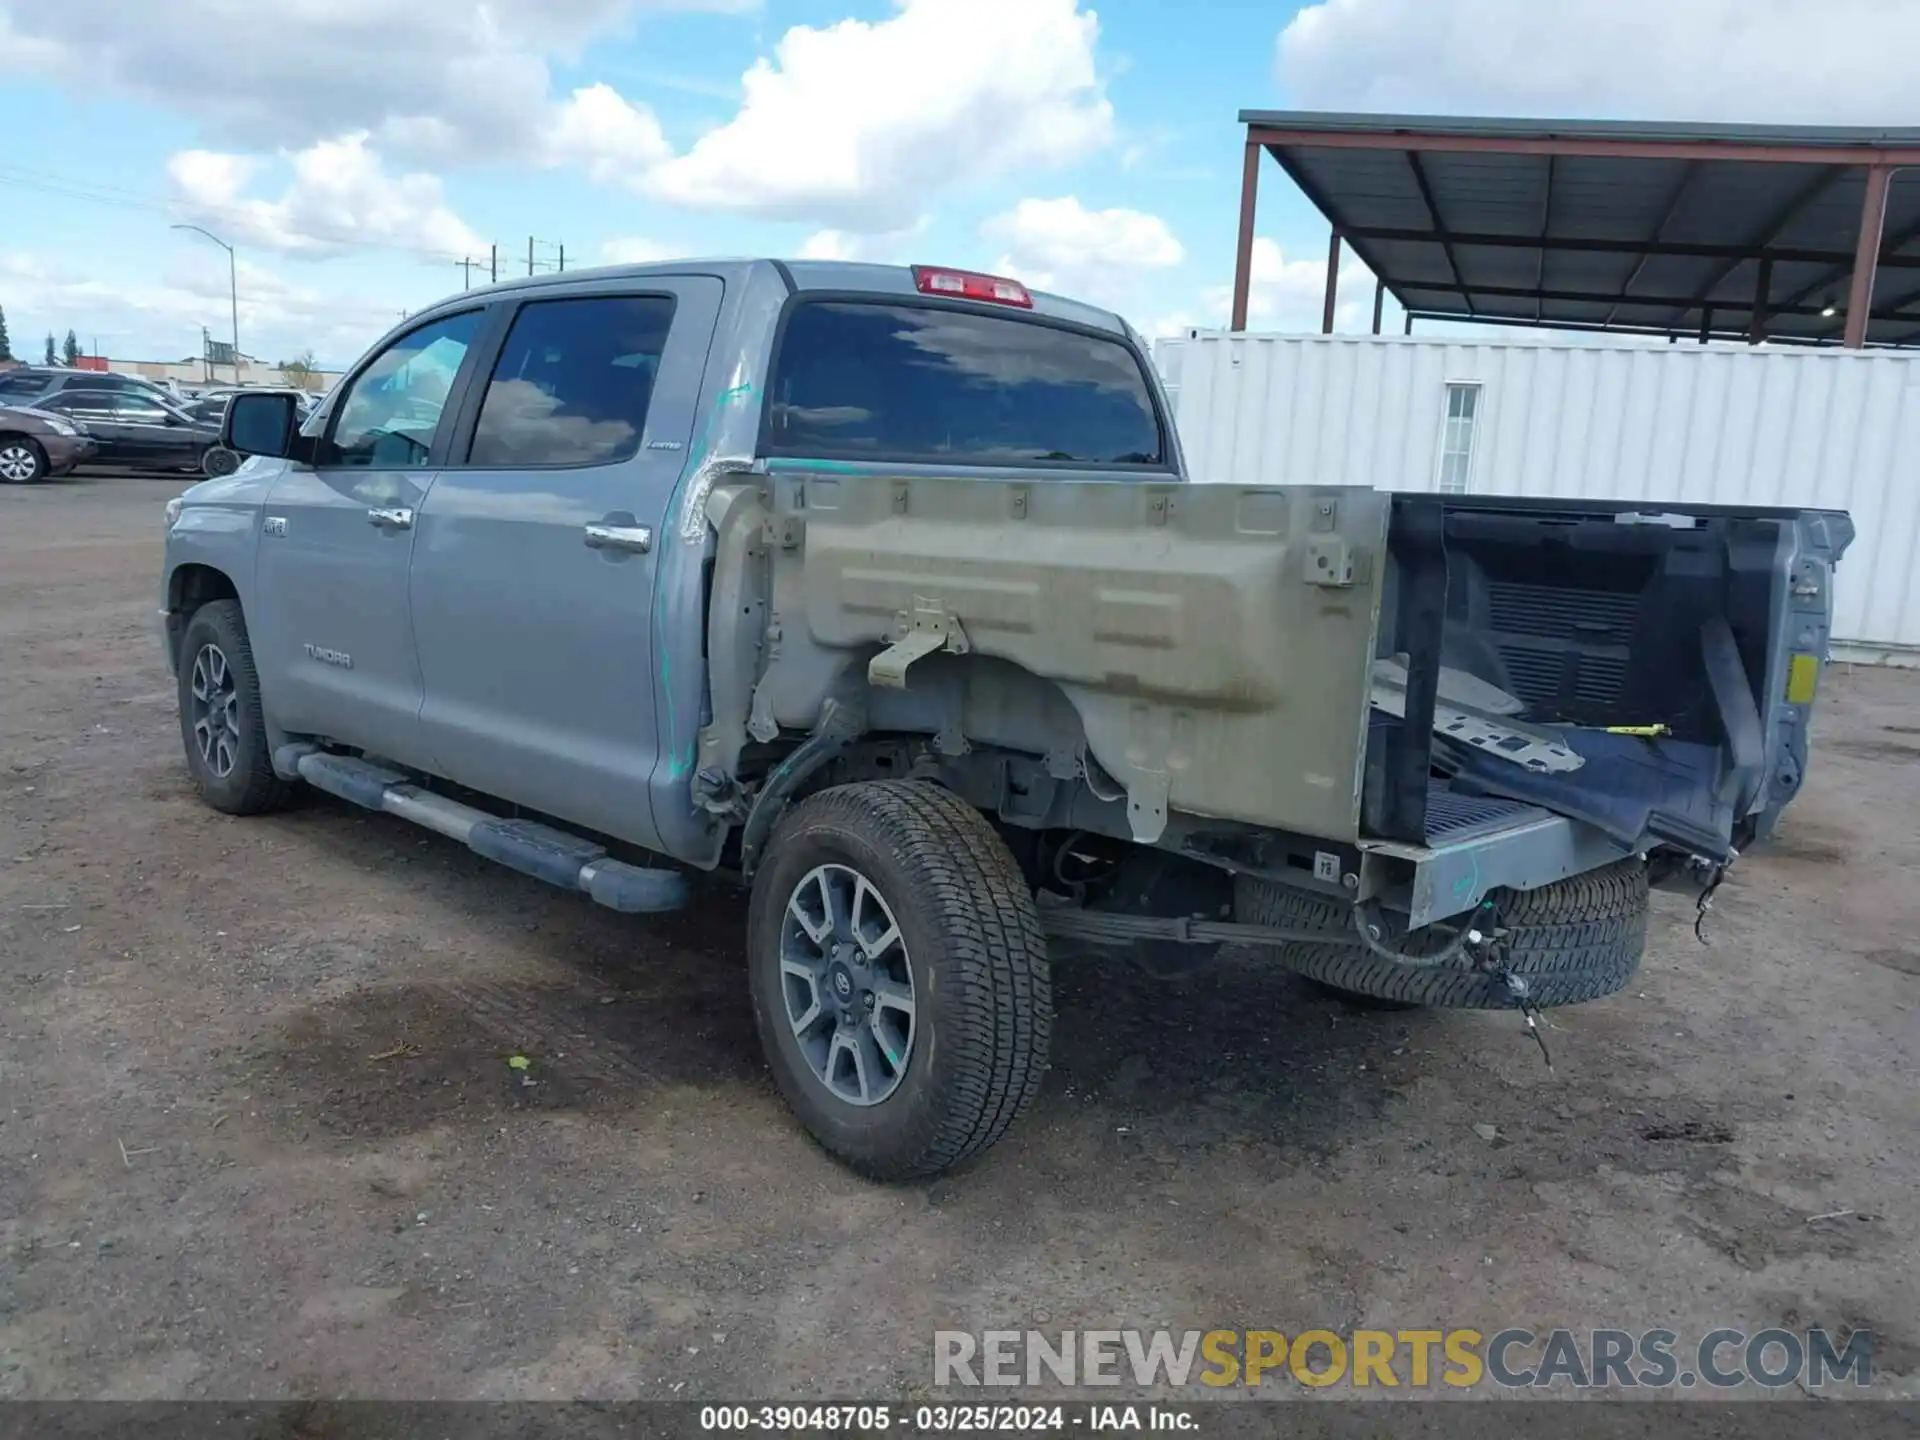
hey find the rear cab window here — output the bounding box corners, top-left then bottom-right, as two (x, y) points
(762, 300), (1167, 469)
(466, 295), (677, 468)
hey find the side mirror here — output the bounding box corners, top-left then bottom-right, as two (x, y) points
(225, 392), (299, 458)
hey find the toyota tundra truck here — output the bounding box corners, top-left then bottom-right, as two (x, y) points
(160, 259), (1853, 1179)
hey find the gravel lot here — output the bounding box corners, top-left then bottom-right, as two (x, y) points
(2, 473), (1916, 1403)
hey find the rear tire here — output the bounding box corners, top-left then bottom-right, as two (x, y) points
(176, 599), (298, 816)
(748, 781), (1052, 1180)
(0, 436), (48, 484)
(1235, 860), (1649, 1009)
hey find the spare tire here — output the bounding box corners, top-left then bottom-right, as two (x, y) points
(1234, 859), (1649, 1010)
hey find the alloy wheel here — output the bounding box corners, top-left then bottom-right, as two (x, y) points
(0, 444), (41, 483)
(779, 862), (917, 1106)
(188, 643), (242, 778)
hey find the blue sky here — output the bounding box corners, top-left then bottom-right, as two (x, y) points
(2, 0), (1911, 370)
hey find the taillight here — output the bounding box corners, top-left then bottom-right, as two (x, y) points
(911, 266), (1033, 307)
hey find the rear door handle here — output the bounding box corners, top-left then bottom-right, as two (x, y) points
(367, 506), (414, 530)
(584, 522), (652, 554)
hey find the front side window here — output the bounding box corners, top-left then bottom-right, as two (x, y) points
(326, 311), (480, 468)
(467, 295), (676, 468)
(764, 301), (1165, 467)
(110, 394), (171, 424)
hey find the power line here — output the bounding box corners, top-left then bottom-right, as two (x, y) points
(0, 164), (477, 265)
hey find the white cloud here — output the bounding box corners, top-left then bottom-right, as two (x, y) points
(546, 84), (671, 183)
(644, 0), (1114, 230)
(982, 196), (1183, 301)
(0, 0), (713, 166)
(797, 221), (929, 264)
(166, 134), (486, 261)
(1278, 0), (1920, 121)
(1, 249), (407, 368)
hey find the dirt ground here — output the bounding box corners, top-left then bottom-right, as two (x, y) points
(1, 473), (1916, 1404)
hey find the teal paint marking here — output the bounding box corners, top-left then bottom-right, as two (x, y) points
(653, 380), (759, 786)
(1452, 851), (1482, 905)
(764, 457), (869, 474)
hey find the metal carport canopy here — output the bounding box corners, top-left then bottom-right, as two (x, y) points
(1232, 111), (1920, 348)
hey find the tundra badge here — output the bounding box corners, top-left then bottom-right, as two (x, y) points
(263, 516), (288, 537)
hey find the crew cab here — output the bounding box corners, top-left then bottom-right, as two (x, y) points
(160, 259), (1852, 1178)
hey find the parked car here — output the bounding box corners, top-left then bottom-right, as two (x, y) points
(162, 259), (1852, 1179)
(182, 388), (316, 428)
(0, 403), (99, 483)
(31, 388), (238, 475)
(0, 367), (179, 407)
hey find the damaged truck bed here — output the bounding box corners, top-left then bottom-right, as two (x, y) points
(707, 474), (1852, 933)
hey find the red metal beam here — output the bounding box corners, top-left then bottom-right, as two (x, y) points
(1322, 229), (1341, 333)
(1246, 125), (1920, 167)
(1230, 140), (1261, 332)
(1844, 164), (1894, 347)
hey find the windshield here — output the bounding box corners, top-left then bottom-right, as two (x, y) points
(763, 301), (1166, 468)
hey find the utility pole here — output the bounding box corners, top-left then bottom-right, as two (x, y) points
(459, 257), (477, 290)
(558, 242), (565, 273)
(490, 244), (498, 283)
(528, 236), (536, 277)
(173, 223), (240, 384)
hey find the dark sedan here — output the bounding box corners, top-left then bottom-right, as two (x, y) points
(26, 388), (239, 476)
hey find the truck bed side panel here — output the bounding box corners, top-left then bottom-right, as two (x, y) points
(773, 474), (1391, 843)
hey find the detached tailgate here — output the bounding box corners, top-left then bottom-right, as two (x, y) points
(779, 473), (1391, 843)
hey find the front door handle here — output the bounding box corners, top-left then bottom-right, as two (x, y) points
(584, 522), (652, 554)
(367, 506), (414, 530)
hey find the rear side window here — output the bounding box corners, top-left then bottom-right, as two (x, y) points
(764, 301), (1165, 467)
(467, 295), (677, 468)
(0, 373), (51, 397)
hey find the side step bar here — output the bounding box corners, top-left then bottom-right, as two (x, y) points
(278, 747), (689, 915)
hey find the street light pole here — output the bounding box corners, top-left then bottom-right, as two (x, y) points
(171, 224), (240, 385)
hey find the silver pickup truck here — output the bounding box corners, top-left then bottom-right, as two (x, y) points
(161, 259), (1852, 1179)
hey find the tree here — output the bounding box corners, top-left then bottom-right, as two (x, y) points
(0, 305), (12, 362)
(62, 330), (80, 366)
(279, 349), (318, 391)
(44, 333), (57, 366)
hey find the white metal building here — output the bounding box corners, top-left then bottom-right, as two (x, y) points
(1154, 331), (1920, 663)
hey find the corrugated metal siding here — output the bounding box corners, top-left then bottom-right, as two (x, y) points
(1155, 332), (1920, 656)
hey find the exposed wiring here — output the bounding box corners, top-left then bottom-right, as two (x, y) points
(1351, 897), (1492, 968)
(1694, 850), (1736, 943)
